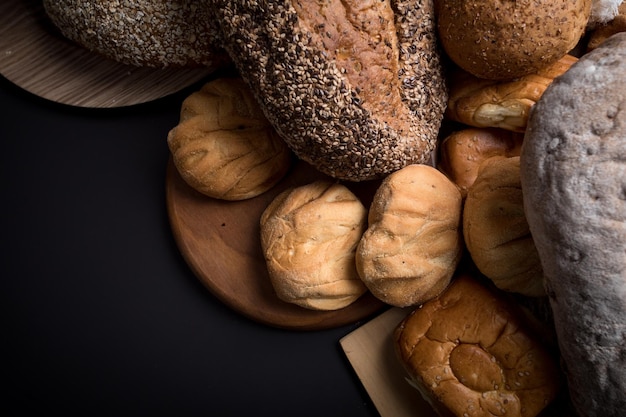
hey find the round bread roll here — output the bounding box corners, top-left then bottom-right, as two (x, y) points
(43, 0), (229, 68)
(260, 181), (368, 311)
(463, 156), (545, 297)
(394, 274), (562, 417)
(520, 32), (626, 417)
(356, 164), (463, 307)
(167, 78), (292, 200)
(208, 0), (447, 181)
(436, 0), (591, 80)
(438, 128), (524, 198)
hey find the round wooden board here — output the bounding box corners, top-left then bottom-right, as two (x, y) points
(0, 0), (214, 108)
(165, 158), (387, 331)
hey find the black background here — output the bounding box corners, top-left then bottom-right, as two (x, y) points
(0, 74), (381, 417)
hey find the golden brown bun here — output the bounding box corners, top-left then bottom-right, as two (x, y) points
(43, 0), (229, 68)
(259, 181), (368, 311)
(394, 274), (561, 417)
(436, 0), (590, 80)
(445, 55), (578, 132)
(463, 157), (544, 297)
(208, 0), (447, 181)
(438, 128), (524, 198)
(167, 78), (292, 201)
(356, 164), (463, 307)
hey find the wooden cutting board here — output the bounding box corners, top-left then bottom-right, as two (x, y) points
(0, 0), (214, 107)
(340, 307), (437, 417)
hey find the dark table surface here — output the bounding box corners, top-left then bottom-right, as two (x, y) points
(0, 74), (381, 417)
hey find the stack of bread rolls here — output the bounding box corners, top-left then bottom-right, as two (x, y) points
(45, 1), (626, 416)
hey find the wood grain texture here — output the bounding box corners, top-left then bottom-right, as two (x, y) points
(340, 307), (436, 417)
(165, 158), (386, 331)
(0, 0), (214, 108)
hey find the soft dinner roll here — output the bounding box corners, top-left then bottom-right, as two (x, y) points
(167, 78), (292, 201)
(356, 164), (463, 307)
(463, 157), (545, 297)
(260, 181), (368, 311)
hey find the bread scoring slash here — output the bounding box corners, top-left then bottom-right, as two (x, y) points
(208, 0), (448, 181)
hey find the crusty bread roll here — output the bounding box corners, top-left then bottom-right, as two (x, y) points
(356, 164), (463, 307)
(438, 127), (524, 198)
(43, 0), (229, 68)
(445, 55), (578, 132)
(167, 78), (292, 200)
(463, 157), (545, 297)
(436, 0), (590, 80)
(260, 181), (368, 310)
(520, 33), (626, 417)
(394, 274), (561, 417)
(208, 0), (447, 181)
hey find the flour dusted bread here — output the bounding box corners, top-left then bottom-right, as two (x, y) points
(208, 0), (447, 181)
(356, 164), (463, 307)
(43, 0), (229, 68)
(260, 181), (368, 310)
(394, 274), (561, 417)
(520, 32), (626, 417)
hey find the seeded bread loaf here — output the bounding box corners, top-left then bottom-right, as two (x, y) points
(43, 0), (229, 68)
(208, 0), (447, 181)
(520, 32), (626, 417)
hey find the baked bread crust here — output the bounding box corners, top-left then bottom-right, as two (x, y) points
(208, 0), (447, 181)
(520, 32), (626, 416)
(43, 0), (229, 68)
(167, 78), (292, 200)
(445, 55), (578, 133)
(438, 127), (524, 198)
(394, 274), (561, 417)
(260, 181), (368, 310)
(436, 0), (590, 80)
(356, 164), (463, 307)
(463, 157), (545, 297)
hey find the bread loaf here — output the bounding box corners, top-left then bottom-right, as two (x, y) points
(463, 157), (545, 297)
(394, 274), (561, 417)
(520, 32), (626, 417)
(43, 0), (229, 68)
(208, 0), (448, 181)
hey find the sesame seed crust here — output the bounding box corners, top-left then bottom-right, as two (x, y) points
(208, 0), (447, 181)
(43, 0), (228, 68)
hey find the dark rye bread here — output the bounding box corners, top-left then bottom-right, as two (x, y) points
(208, 0), (447, 181)
(520, 33), (626, 417)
